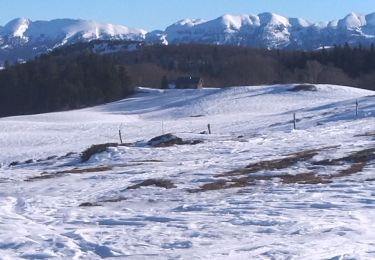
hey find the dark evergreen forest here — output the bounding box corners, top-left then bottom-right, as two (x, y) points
(0, 52), (132, 117)
(0, 41), (374, 117)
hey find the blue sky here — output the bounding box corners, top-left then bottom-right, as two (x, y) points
(1, 0), (374, 30)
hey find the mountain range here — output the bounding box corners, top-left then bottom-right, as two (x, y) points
(1, 12), (375, 64)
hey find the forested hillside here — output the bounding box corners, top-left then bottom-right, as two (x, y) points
(0, 52), (132, 117)
(114, 43), (375, 89)
(0, 41), (375, 117)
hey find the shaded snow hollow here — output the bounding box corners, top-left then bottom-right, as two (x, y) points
(0, 84), (375, 259)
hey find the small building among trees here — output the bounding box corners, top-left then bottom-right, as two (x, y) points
(172, 76), (203, 89)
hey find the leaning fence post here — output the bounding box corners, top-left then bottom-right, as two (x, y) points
(118, 124), (123, 144)
(293, 113), (296, 130)
(356, 100), (359, 117)
(207, 123), (211, 134)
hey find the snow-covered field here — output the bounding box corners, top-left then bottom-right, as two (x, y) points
(0, 84), (374, 259)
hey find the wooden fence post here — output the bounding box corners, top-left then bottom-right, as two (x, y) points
(118, 124), (123, 144)
(293, 113), (296, 130)
(356, 100), (359, 117)
(207, 123), (211, 134)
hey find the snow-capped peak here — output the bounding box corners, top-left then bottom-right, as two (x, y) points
(258, 12), (290, 27)
(289, 17), (311, 28)
(338, 12), (366, 29)
(219, 14), (244, 30)
(177, 18), (205, 27)
(2, 17), (31, 38)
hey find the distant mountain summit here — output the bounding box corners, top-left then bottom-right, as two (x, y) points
(1, 12), (375, 64)
(0, 18), (146, 63)
(146, 12), (375, 50)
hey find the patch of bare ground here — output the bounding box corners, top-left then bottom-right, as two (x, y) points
(81, 142), (136, 162)
(219, 146), (339, 178)
(79, 202), (102, 207)
(313, 148), (375, 179)
(147, 133), (203, 147)
(280, 172), (331, 184)
(191, 146), (349, 192)
(354, 131), (375, 138)
(189, 172), (331, 193)
(332, 162), (367, 178)
(314, 148), (375, 166)
(128, 159), (163, 163)
(79, 196), (127, 207)
(81, 143), (119, 162)
(25, 165), (112, 182)
(127, 179), (176, 190)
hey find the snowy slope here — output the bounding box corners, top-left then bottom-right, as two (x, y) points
(0, 84), (375, 259)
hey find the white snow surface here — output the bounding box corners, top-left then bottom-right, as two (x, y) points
(0, 84), (375, 259)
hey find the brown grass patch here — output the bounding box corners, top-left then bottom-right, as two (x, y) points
(280, 172), (331, 184)
(330, 162), (367, 179)
(192, 146), (343, 192)
(25, 165), (112, 182)
(79, 196), (127, 207)
(354, 131), (375, 138)
(79, 202), (102, 207)
(190, 172), (331, 193)
(81, 143), (119, 162)
(219, 148), (325, 177)
(127, 178), (176, 190)
(314, 148), (374, 178)
(314, 148), (375, 166)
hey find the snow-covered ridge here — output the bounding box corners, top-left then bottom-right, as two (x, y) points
(0, 17), (146, 44)
(146, 12), (375, 49)
(0, 17), (146, 63)
(2, 12), (375, 64)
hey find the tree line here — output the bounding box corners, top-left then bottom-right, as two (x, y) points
(0, 52), (132, 117)
(113, 43), (375, 90)
(0, 41), (374, 117)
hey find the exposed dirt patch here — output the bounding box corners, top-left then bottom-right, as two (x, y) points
(147, 133), (203, 147)
(314, 148), (374, 178)
(99, 196), (127, 203)
(190, 171), (331, 193)
(280, 172), (331, 185)
(219, 148), (328, 177)
(79, 202), (102, 207)
(330, 162), (367, 179)
(9, 153), (76, 167)
(192, 146), (344, 192)
(25, 165), (112, 182)
(354, 131), (375, 138)
(127, 179), (176, 190)
(81, 143), (119, 162)
(128, 159), (163, 163)
(79, 196), (127, 207)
